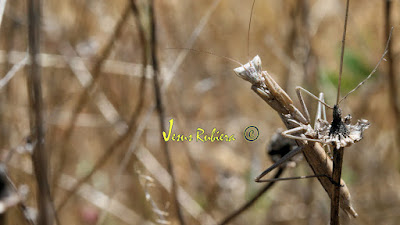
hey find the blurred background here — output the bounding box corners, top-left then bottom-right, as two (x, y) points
(0, 0), (399, 224)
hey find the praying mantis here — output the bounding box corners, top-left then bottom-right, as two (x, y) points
(234, 55), (358, 218)
(232, 31), (390, 217)
(176, 0), (391, 220)
(225, 0), (392, 219)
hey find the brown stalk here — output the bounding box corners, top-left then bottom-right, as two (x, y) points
(26, 0), (55, 224)
(330, 147), (344, 225)
(331, 0), (350, 224)
(384, 0), (400, 168)
(149, 1), (186, 225)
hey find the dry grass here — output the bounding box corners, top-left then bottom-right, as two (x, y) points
(0, 0), (399, 224)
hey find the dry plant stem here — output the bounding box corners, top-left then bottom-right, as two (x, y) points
(27, 0), (55, 224)
(331, 147), (344, 225)
(299, 143), (354, 217)
(52, 3), (130, 195)
(0, 50), (149, 78)
(331, 0), (349, 223)
(385, 0), (398, 116)
(0, 53), (28, 90)
(130, 0), (148, 125)
(130, 0), (148, 84)
(336, 0), (349, 105)
(385, 0), (400, 161)
(149, 1), (185, 224)
(218, 168), (284, 225)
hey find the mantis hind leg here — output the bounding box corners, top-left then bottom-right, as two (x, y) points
(255, 143), (340, 186)
(255, 146), (304, 182)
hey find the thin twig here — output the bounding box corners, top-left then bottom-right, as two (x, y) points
(385, 0), (398, 120)
(0, 49), (155, 78)
(149, 1), (185, 224)
(166, 0), (222, 87)
(27, 0), (55, 224)
(130, 0), (148, 113)
(0, 52), (28, 90)
(331, 0), (350, 224)
(218, 168), (284, 225)
(336, 0), (350, 105)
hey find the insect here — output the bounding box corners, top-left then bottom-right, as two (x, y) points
(179, 29), (389, 220)
(235, 56), (371, 150)
(222, 0), (393, 219)
(175, 0), (391, 219)
(232, 26), (390, 215)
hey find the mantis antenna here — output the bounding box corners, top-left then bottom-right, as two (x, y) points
(247, 0), (257, 60)
(166, 47), (243, 66)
